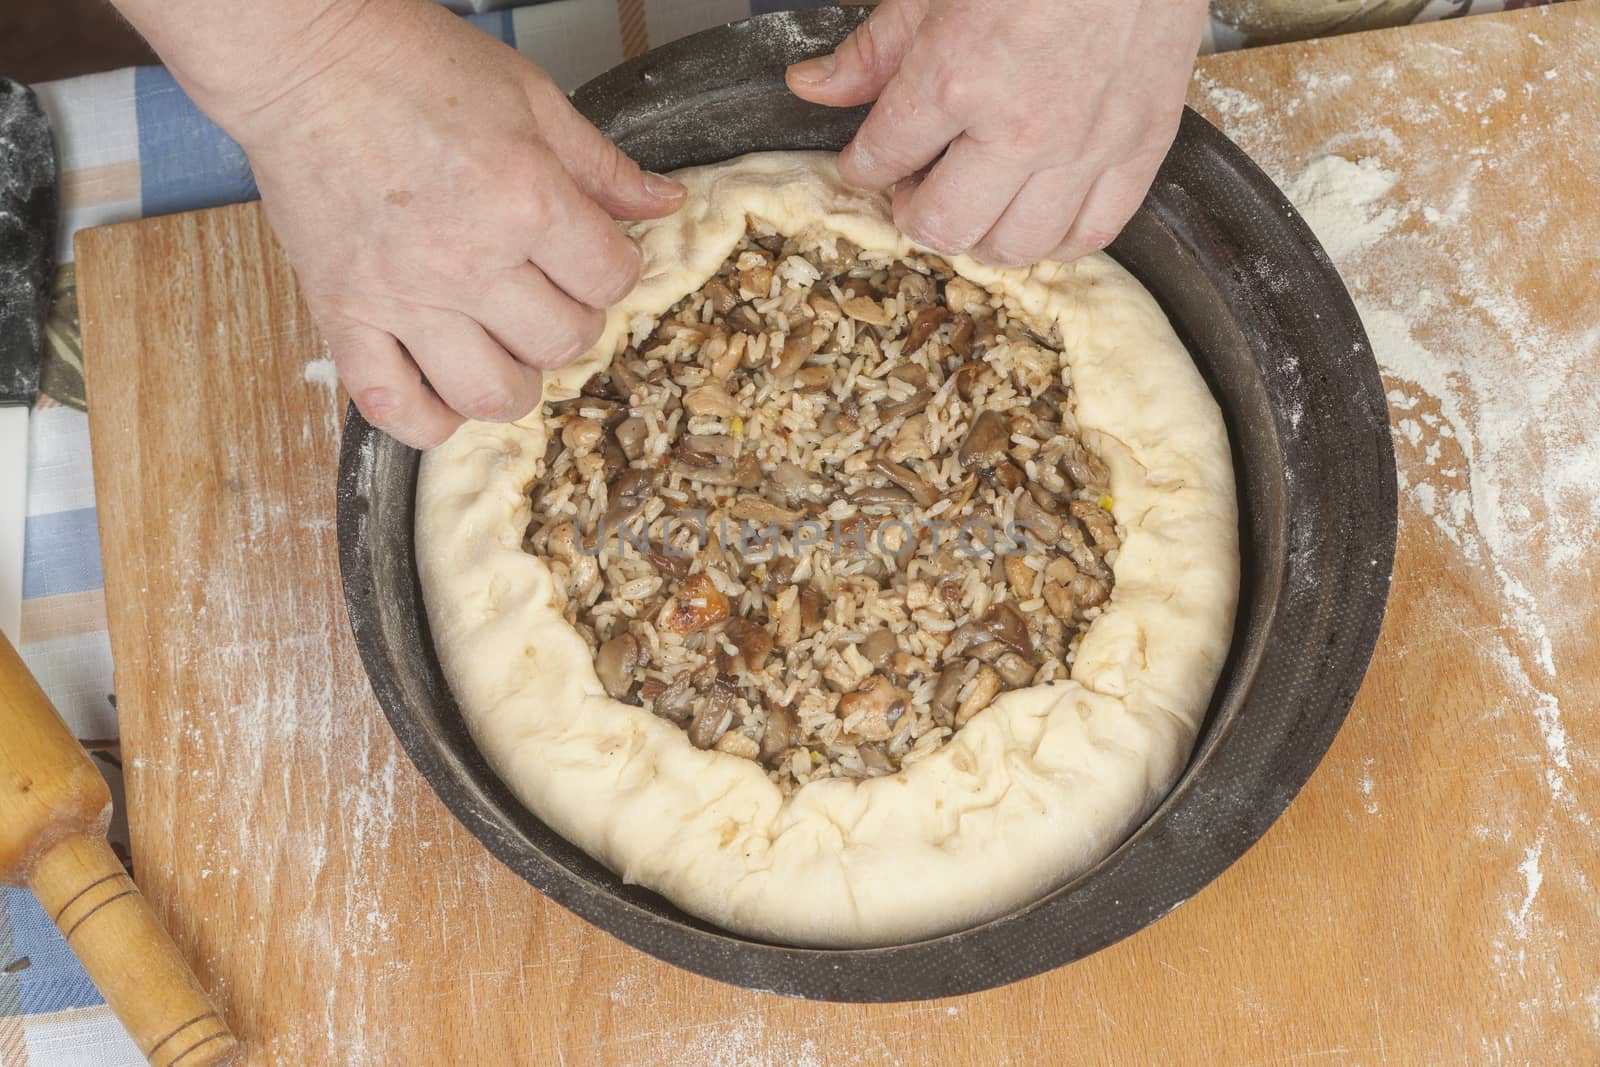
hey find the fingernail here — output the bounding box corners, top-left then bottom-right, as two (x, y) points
(788, 54), (836, 86)
(643, 171), (685, 198)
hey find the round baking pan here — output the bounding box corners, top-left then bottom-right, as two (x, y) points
(337, 7), (1396, 1001)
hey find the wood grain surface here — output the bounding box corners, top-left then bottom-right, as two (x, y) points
(76, 5), (1598, 1064)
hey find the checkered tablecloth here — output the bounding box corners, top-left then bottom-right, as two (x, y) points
(1, 0), (1559, 1062)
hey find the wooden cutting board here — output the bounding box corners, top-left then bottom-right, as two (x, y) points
(76, 5), (1599, 1064)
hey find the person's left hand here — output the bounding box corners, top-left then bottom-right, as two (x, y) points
(786, 0), (1208, 266)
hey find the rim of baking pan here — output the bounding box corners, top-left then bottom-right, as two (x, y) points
(337, 8), (1396, 1001)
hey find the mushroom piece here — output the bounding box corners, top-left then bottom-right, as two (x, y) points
(739, 264), (774, 299)
(849, 485), (917, 509)
(646, 546), (691, 580)
(861, 629), (899, 671)
(944, 277), (986, 315)
(601, 437), (628, 483)
(993, 651), (1035, 687)
(760, 704), (795, 764)
(955, 664), (1002, 727)
(676, 433), (736, 460)
(728, 305), (763, 333)
(887, 363), (928, 389)
(1042, 556), (1080, 620)
(1069, 498), (1120, 553)
(610, 359), (650, 398)
(978, 601), (1032, 656)
(858, 743), (895, 774)
(650, 671), (698, 724)
(797, 585), (827, 634)
(887, 649), (927, 685)
(771, 460), (827, 506)
(774, 589), (802, 646)
(762, 554), (798, 592)
(684, 383), (738, 418)
(658, 573), (731, 634)
(958, 409), (1011, 470)
(595, 634), (643, 700)
(613, 416), (651, 462)
(1014, 491), (1063, 547)
(795, 365), (834, 391)
(1056, 435), (1111, 490)
(1074, 572), (1112, 609)
(842, 295), (893, 326)
(930, 666), (966, 727)
(730, 495), (803, 524)
(1004, 556), (1036, 600)
(894, 269), (935, 304)
(902, 306), (949, 354)
(948, 315), (976, 359)
(602, 468), (661, 527)
(671, 452), (762, 488)
(887, 413), (932, 464)
(702, 278), (738, 314)
(717, 618), (774, 675)
(563, 417), (603, 454)
(808, 291), (843, 324)
(687, 676), (736, 749)
(1025, 480), (1067, 515)
(987, 459), (1026, 493)
(836, 674), (910, 741)
(1030, 382), (1070, 422)
(773, 330), (817, 379)
(713, 333), (749, 380)
(878, 388), (934, 422)
(869, 452), (938, 508)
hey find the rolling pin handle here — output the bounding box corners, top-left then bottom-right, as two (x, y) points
(28, 836), (241, 1067)
(1, 632), (239, 1066)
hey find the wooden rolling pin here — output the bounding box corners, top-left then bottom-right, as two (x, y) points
(0, 632), (239, 1067)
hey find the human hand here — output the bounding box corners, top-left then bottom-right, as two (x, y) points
(786, 0), (1207, 267)
(221, 1), (684, 447)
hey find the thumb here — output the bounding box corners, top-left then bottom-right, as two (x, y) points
(786, 0), (929, 107)
(546, 104), (686, 221)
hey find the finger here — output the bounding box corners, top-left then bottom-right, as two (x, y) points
(525, 160), (644, 308)
(399, 312), (544, 425)
(890, 134), (1032, 256)
(972, 165), (1095, 268)
(1049, 153), (1163, 262)
(538, 95), (687, 221)
(786, 0), (929, 107)
(476, 262), (607, 371)
(837, 76), (965, 191)
(325, 318), (463, 449)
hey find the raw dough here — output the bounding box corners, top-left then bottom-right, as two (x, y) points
(416, 152), (1238, 947)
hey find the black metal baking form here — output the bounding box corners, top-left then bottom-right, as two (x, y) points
(337, 7), (1397, 1002)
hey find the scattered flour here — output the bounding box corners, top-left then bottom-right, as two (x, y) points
(303, 356), (339, 390)
(1195, 33), (1596, 1039)
(1281, 155), (1405, 261)
(1358, 756), (1379, 815)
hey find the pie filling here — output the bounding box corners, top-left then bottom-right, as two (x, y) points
(525, 221), (1121, 792)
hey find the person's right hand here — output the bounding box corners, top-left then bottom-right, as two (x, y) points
(223, 2), (684, 447)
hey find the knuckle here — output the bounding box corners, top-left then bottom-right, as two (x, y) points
(591, 143), (639, 196)
(930, 75), (974, 119)
(594, 241), (642, 306)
